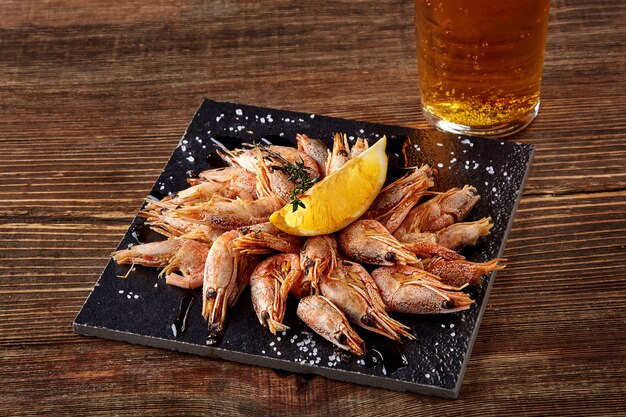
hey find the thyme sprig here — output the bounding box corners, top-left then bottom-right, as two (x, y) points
(282, 158), (319, 212)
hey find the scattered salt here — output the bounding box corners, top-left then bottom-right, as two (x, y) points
(437, 163), (444, 168)
(235, 109), (243, 116)
(186, 156), (195, 162)
(119, 290), (124, 294)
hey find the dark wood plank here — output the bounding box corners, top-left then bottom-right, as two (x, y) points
(1, 0), (625, 415)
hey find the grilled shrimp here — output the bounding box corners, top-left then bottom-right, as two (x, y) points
(320, 260), (414, 341)
(397, 217), (493, 252)
(216, 141), (320, 174)
(171, 196), (283, 229)
(364, 165), (433, 219)
(338, 220), (420, 266)
(233, 222), (303, 255)
(435, 217), (493, 250)
(326, 133), (351, 175)
(424, 258), (505, 287)
(188, 166), (257, 189)
(396, 185), (481, 235)
(112, 238), (210, 289)
(203, 230), (257, 333)
(167, 181), (256, 205)
(363, 165), (434, 233)
(265, 145), (320, 177)
(299, 235), (339, 296)
(297, 295), (365, 355)
(371, 265), (474, 314)
(297, 134), (329, 176)
(403, 241), (465, 261)
(350, 137), (369, 158)
(250, 254), (302, 334)
(139, 208), (197, 238)
(140, 206), (227, 244)
(253, 147), (296, 203)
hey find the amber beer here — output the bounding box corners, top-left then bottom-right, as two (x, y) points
(415, 0), (550, 136)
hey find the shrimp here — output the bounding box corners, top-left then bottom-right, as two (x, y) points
(364, 165), (433, 216)
(371, 265), (474, 314)
(396, 185), (481, 235)
(320, 260), (414, 341)
(139, 209), (198, 238)
(363, 165), (435, 234)
(253, 147), (296, 203)
(403, 241), (465, 261)
(434, 217), (493, 250)
(338, 220), (420, 266)
(396, 217), (492, 250)
(188, 166), (257, 189)
(203, 230), (257, 334)
(171, 196), (283, 229)
(326, 133), (351, 175)
(424, 258), (505, 287)
(233, 222), (304, 255)
(264, 145), (320, 177)
(213, 144), (261, 172)
(112, 238), (210, 289)
(250, 254), (302, 334)
(299, 235), (339, 295)
(350, 137), (369, 158)
(140, 205), (228, 244)
(297, 134), (329, 177)
(297, 295), (365, 355)
(179, 225), (227, 245)
(167, 181), (256, 205)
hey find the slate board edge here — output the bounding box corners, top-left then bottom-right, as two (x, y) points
(72, 321), (454, 398)
(451, 144), (535, 398)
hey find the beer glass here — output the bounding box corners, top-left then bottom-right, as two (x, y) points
(415, 0), (550, 137)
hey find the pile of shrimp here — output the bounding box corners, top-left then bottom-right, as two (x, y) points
(112, 133), (504, 355)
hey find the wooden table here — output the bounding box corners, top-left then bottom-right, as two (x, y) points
(1, 1), (625, 415)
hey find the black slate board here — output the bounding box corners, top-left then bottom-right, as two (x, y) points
(74, 99), (533, 398)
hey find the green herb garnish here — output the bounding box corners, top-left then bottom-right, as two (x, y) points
(281, 158), (319, 212)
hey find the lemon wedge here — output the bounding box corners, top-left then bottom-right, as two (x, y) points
(270, 136), (388, 236)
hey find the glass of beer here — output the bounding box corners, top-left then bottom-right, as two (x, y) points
(415, 0), (550, 137)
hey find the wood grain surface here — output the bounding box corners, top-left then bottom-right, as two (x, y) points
(1, 0), (625, 416)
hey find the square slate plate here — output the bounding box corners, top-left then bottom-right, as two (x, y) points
(74, 99), (533, 398)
